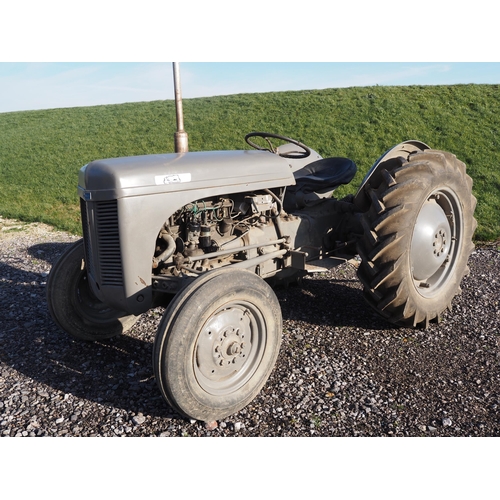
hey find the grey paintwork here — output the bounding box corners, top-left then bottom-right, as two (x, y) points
(78, 148), (320, 315)
(79, 149), (295, 201)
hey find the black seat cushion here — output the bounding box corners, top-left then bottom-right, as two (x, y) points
(293, 157), (357, 193)
(284, 157), (357, 210)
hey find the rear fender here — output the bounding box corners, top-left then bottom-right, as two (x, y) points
(353, 140), (430, 212)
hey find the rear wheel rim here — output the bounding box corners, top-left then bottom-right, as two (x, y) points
(410, 188), (463, 297)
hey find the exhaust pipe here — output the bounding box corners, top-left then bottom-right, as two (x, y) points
(172, 62), (189, 153)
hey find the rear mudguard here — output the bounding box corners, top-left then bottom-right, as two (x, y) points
(353, 140), (430, 212)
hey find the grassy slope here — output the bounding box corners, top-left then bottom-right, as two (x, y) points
(0, 84), (499, 241)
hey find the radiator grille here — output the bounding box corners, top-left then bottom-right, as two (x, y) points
(95, 200), (123, 285)
(81, 199), (123, 286)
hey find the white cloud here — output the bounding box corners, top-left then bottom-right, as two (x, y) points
(0, 63), (175, 113)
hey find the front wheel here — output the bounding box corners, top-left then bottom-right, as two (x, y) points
(357, 150), (477, 328)
(46, 239), (138, 341)
(153, 268), (282, 422)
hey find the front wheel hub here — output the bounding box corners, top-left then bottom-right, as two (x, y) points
(194, 304), (265, 396)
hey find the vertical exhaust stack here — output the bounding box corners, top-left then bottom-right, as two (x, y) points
(173, 62), (189, 153)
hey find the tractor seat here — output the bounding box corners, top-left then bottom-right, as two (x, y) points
(284, 157), (357, 210)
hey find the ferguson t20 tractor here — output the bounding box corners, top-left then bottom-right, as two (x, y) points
(47, 78), (476, 423)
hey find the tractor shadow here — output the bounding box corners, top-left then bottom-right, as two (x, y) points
(1, 241), (182, 420)
(274, 270), (395, 332)
(1, 243), (391, 420)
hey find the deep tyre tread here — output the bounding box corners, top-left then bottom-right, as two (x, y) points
(46, 239), (138, 341)
(153, 268), (283, 422)
(357, 150), (476, 328)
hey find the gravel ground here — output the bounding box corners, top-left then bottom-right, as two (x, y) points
(1, 216), (499, 437)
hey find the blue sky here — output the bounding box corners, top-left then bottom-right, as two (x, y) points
(1, 62), (500, 114)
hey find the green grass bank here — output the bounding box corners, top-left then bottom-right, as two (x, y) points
(0, 84), (499, 241)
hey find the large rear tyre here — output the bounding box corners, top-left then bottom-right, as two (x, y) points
(46, 239), (138, 341)
(153, 268), (282, 422)
(357, 150), (477, 328)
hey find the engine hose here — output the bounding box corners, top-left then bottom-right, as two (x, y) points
(264, 188), (283, 217)
(154, 232), (176, 265)
(271, 206), (283, 240)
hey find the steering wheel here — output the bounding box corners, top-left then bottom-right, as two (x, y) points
(245, 132), (311, 159)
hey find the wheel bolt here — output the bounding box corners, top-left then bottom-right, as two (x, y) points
(227, 342), (240, 355)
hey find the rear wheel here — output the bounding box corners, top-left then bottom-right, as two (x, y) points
(153, 268), (282, 422)
(357, 150), (477, 328)
(46, 239), (138, 341)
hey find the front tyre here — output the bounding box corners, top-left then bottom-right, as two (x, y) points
(357, 150), (477, 328)
(46, 239), (138, 341)
(153, 268), (283, 422)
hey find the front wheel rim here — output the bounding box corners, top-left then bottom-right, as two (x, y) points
(193, 301), (267, 396)
(410, 188), (463, 297)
